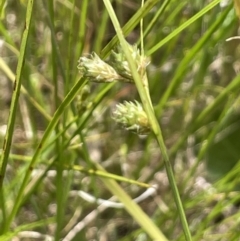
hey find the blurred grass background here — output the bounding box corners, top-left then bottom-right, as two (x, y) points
(0, 0), (240, 240)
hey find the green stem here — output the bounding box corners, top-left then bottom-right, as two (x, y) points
(0, 0), (34, 233)
(103, 0), (192, 240)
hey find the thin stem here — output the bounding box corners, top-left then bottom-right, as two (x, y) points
(140, 0), (144, 56)
(103, 0), (192, 240)
(139, 0), (152, 109)
(0, 0), (34, 233)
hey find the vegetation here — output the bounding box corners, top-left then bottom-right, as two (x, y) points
(0, 0), (240, 240)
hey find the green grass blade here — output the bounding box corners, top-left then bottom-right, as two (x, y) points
(147, 0), (222, 55)
(155, 4), (231, 116)
(0, 0), (34, 233)
(4, 77), (86, 231)
(101, 0), (159, 58)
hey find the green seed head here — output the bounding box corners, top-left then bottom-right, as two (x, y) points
(78, 53), (125, 83)
(112, 101), (151, 135)
(78, 43), (149, 84)
(109, 43), (149, 81)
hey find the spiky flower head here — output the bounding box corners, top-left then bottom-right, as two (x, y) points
(78, 53), (126, 83)
(109, 43), (150, 82)
(112, 101), (151, 135)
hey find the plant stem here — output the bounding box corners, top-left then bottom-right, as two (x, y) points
(103, 0), (192, 240)
(0, 0), (34, 233)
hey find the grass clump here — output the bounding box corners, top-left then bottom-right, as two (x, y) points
(0, 1), (240, 241)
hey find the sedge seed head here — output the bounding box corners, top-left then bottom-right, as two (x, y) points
(78, 53), (124, 83)
(109, 43), (150, 81)
(112, 101), (151, 135)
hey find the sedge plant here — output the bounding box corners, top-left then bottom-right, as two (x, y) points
(0, 0), (240, 240)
